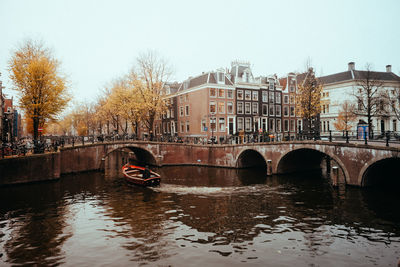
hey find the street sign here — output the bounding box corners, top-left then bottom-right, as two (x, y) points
(38, 128), (43, 132)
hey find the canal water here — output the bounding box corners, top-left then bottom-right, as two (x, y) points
(0, 166), (399, 266)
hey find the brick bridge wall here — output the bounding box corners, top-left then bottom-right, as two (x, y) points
(1, 141), (399, 186)
(68, 141), (399, 186)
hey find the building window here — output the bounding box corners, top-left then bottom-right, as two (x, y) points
(290, 86), (295, 92)
(218, 89), (225, 98)
(167, 122), (171, 133)
(179, 95), (183, 102)
(237, 117), (244, 131)
(210, 88), (216, 97)
(322, 105), (326, 114)
(227, 102), (234, 114)
(284, 95), (289, 104)
(327, 121), (330, 131)
(252, 91), (258, 101)
(284, 106), (289, 116)
(201, 119), (207, 132)
(290, 106), (295, 116)
(358, 99), (363, 111)
(393, 120), (397, 131)
(276, 93), (281, 104)
(284, 120), (289, 131)
(180, 122), (184, 133)
(290, 120), (295, 132)
(323, 121), (326, 132)
(252, 103), (258, 114)
(237, 90), (243, 100)
(262, 91), (268, 102)
(170, 108), (174, 118)
(269, 104), (274, 116)
(210, 101), (216, 114)
(245, 90), (251, 100)
(245, 102), (251, 114)
(219, 118), (225, 132)
(262, 104), (268, 116)
(269, 92), (274, 104)
(218, 102), (225, 114)
(185, 94), (189, 102)
(180, 106), (184, 117)
(237, 102), (243, 114)
(227, 90), (233, 99)
(275, 105), (281, 116)
(185, 105), (189, 116)
(326, 104), (329, 113)
(290, 95), (295, 104)
(218, 72), (224, 82)
(245, 117), (252, 131)
(276, 119), (281, 132)
(269, 119), (275, 132)
(269, 81), (274, 90)
(186, 121), (190, 132)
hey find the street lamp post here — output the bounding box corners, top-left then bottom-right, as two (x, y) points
(210, 116), (216, 145)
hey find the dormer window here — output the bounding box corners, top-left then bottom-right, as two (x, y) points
(269, 81), (274, 90)
(218, 72), (224, 83)
(245, 72), (249, 83)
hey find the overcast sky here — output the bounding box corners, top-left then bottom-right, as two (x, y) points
(1, 0), (399, 103)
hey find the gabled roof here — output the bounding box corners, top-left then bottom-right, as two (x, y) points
(279, 78), (287, 91)
(178, 72), (234, 92)
(319, 70), (400, 85)
(319, 71), (353, 84)
(353, 70), (400, 82)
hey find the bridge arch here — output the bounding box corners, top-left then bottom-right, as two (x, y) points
(359, 156), (400, 187)
(104, 145), (158, 166)
(276, 147), (349, 183)
(236, 149), (267, 168)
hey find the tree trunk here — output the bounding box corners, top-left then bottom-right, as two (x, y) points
(33, 116), (39, 141)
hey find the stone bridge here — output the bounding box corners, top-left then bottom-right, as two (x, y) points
(59, 140), (400, 187)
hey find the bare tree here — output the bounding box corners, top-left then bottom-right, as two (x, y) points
(352, 63), (384, 138)
(384, 85), (400, 122)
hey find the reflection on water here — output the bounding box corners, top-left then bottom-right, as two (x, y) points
(0, 166), (399, 266)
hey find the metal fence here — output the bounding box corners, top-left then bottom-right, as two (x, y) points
(2, 130), (400, 158)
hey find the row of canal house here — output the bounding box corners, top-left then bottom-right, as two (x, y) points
(156, 61), (302, 143)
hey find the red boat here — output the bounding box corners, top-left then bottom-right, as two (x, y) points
(122, 164), (161, 186)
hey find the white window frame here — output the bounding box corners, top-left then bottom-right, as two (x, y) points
(252, 102), (258, 115)
(245, 90), (251, 100)
(237, 102), (243, 114)
(237, 90), (243, 100)
(245, 102), (251, 114)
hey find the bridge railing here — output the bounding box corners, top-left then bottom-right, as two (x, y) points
(3, 130), (400, 158)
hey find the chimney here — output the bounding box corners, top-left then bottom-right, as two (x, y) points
(348, 62), (355, 71)
(386, 65), (392, 72)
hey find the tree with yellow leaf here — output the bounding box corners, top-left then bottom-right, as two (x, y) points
(333, 101), (357, 131)
(8, 40), (71, 142)
(296, 67), (322, 133)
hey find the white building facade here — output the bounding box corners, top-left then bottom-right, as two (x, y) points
(319, 62), (400, 135)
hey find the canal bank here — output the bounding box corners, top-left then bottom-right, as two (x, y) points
(0, 144), (107, 186)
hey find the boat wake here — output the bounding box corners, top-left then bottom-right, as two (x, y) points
(151, 183), (272, 196)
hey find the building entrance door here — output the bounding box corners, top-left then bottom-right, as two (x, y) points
(228, 118), (234, 135)
(381, 119), (385, 133)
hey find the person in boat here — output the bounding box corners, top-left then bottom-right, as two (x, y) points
(142, 166), (151, 179)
